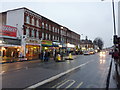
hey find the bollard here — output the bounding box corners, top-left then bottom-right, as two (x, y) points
(68, 53), (73, 60)
(57, 54), (61, 61)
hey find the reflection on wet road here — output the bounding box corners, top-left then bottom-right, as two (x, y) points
(2, 52), (118, 88)
(36, 52), (115, 88)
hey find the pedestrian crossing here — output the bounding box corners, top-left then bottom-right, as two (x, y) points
(51, 79), (83, 88)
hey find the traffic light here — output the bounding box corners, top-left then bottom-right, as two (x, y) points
(113, 35), (118, 44)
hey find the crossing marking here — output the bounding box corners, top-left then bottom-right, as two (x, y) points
(56, 80), (70, 88)
(66, 80), (76, 88)
(51, 79), (67, 88)
(76, 82), (83, 88)
(26, 60), (94, 89)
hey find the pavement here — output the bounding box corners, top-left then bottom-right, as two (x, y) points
(1, 54), (79, 64)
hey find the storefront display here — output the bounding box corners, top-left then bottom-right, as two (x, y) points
(0, 25), (22, 63)
(26, 45), (40, 60)
(25, 38), (41, 60)
(1, 46), (21, 63)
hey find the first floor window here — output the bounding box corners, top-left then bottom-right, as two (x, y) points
(32, 30), (34, 37)
(42, 32), (44, 39)
(53, 35), (54, 40)
(36, 31), (39, 38)
(49, 34), (51, 40)
(26, 28), (29, 37)
(46, 33), (48, 39)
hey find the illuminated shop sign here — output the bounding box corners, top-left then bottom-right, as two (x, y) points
(42, 40), (52, 45)
(0, 25), (17, 37)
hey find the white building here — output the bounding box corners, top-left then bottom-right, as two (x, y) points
(0, 7), (42, 60)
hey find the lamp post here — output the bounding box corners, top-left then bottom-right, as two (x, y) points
(101, 0), (117, 42)
(40, 38), (43, 53)
(60, 26), (64, 60)
(112, 0), (116, 35)
(101, 1), (117, 90)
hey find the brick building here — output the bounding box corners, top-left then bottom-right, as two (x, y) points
(0, 7), (80, 60)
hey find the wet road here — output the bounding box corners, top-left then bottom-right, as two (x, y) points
(1, 51), (117, 88)
(36, 52), (116, 88)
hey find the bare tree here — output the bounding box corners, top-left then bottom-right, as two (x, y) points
(93, 37), (104, 50)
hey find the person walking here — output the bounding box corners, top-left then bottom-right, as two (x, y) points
(48, 51), (50, 61)
(53, 49), (57, 61)
(44, 50), (49, 62)
(40, 51), (44, 61)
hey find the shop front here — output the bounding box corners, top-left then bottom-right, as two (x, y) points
(0, 38), (21, 63)
(1, 45), (21, 63)
(66, 43), (76, 55)
(41, 40), (53, 51)
(25, 38), (40, 60)
(0, 25), (21, 63)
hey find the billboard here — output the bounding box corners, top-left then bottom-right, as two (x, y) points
(0, 25), (17, 37)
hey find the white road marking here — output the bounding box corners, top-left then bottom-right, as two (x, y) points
(56, 80), (70, 88)
(66, 80), (76, 88)
(76, 82), (83, 88)
(26, 60), (94, 89)
(51, 79), (67, 88)
(0, 71), (5, 75)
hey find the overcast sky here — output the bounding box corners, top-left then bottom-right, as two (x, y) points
(0, 0), (119, 48)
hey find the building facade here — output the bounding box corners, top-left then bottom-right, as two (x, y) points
(80, 37), (94, 52)
(0, 7), (80, 61)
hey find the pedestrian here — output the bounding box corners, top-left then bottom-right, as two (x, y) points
(112, 49), (120, 71)
(45, 50), (49, 62)
(53, 49), (57, 61)
(48, 51), (50, 61)
(41, 50), (45, 61)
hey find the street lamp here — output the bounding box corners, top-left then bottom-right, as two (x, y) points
(101, 1), (117, 90)
(60, 26), (64, 60)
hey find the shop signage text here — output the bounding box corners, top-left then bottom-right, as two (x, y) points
(0, 25), (17, 37)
